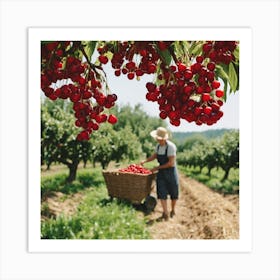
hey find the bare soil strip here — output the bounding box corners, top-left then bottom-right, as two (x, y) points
(145, 174), (239, 239)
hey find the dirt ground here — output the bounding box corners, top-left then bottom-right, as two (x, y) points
(42, 173), (239, 239)
(145, 174), (239, 239)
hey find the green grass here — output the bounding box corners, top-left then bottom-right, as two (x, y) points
(41, 168), (104, 198)
(41, 166), (150, 239)
(178, 165), (239, 194)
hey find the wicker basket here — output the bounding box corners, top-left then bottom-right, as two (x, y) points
(102, 170), (156, 204)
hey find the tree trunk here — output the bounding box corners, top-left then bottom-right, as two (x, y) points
(66, 161), (79, 183)
(222, 168), (230, 182)
(207, 166), (212, 177)
(101, 161), (106, 170)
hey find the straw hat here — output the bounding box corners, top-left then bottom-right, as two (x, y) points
(150, 127), (169, 140)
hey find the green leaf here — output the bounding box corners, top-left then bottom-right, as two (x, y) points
(215, 65), (230, 102)
(180, 41), (191, 54)
(106, 51), (114, 61)
(215, 64), (229, 82)
(73, 49), (83, 61)
(174, 41), (184, 58)
(233, 44), (239, 64)
(188, 41), (203, 57)
(82, 41), (97, 61)
(157, 49), (172, 65)
(221, 77), (228, 102)
(228, 62), (238, 92)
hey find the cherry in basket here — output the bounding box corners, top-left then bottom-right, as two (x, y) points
(118, 164), (152, 174)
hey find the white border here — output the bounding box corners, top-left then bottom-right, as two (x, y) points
(28, 27), (252, 253)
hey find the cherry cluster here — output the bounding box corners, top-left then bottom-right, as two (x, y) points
(118, 164), (152, 174)
(98, 41), (173, 80)
(41, 40), (238, 140)
(145, 56), (225, 126)
(202, 41), (237, 65)
(41, 41), (118, 141)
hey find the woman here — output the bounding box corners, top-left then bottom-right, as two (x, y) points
(141, 127), (179, 221)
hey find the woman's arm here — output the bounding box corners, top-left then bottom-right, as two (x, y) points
(140, 153), (157, 165)
(151, 156), (175, 172)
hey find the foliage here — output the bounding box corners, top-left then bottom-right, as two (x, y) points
(172, 128), (233, 146)
(179, 165), (239, 194)
(218, 130), (239, 181)
(177, 130), (239, 181)
(176, 133), (206, 152)
(90, 123), (142, 169)
(112, 104), (166, 156)
(41, 99), (92, 182)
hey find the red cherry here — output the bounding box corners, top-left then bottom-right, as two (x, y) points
(211, 102), (220, 111)
(99, 55), (108, 64)
(122, 68), (128, 74)
(108, 114), (118, 124)
(127, 72), (135, 80)
(170, 119), (181, 126)
(183, 85), (193, 95)
(146, 82), (157, 92)
(159, 111), (168, 119)
(184, 70), (193, 80)
(207, 62), (216, 71)
(215, 90), (224, 98)
(126, 61), (136, 70)
(209, 51), (217, 61)
(211, 80), (220, 89)
(194, 107), (203, 116)
(203, 106), (212, 115)
(147, 63), (156, 73)
(196, 56), (204, 63)
(78, 77), (86, 86)
(203, 42), (212, 53)
(139, 49), (147, 56)
(114, 69), (121, 76)
(196, 86), (204, 94)
(56, 49), (63, 57)
(91, 122), (99, 130)
(82, 91), (92, 99)
(158, 41), (167, 50)
(95, 114), (107, 123)
(177, 63), (187, 72)
(135, 69), (144, 76)
(202, 93), (211, 102)
(76, 130), (90, 141)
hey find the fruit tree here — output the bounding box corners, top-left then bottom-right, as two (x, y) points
(41, 41), (239, 140)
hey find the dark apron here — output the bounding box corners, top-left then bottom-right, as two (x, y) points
(156, 144), (179, 199)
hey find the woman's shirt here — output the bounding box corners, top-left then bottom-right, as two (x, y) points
(155, 140), (177, 157)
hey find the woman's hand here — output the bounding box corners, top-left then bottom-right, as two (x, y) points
(150, 166), (158, 173)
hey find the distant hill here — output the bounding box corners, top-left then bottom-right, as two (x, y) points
(171, 128), (238, 144)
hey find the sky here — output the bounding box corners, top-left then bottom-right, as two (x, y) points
(102, 63), (239, 133)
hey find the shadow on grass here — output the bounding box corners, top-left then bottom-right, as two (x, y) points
(41, 172), (105, 199)
(99, 196), (155, 217)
